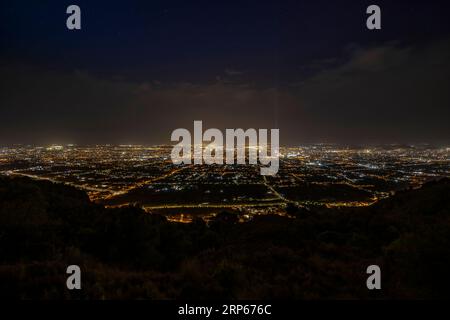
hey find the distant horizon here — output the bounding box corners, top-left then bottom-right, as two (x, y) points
(2, 142), (450, 149)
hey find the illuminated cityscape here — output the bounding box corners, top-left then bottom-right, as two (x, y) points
(1, 144), (448, 222)
(2, 0), (450, 302)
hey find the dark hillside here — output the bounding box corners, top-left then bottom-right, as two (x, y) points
(1, 176), (449, 299)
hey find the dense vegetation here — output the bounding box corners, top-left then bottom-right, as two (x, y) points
(1, 176), (449, 299)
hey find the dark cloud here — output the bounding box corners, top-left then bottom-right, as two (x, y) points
(1, 39), (450, 146)
(0, 65), (284, 145)
(282, 39), (450, 145)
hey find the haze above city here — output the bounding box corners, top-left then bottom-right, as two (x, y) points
(1, 0), (450, 146)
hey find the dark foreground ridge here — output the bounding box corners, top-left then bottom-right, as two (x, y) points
(0, 176), (449, 299)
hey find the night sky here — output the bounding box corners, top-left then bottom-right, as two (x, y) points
(1, 0), (450, 146)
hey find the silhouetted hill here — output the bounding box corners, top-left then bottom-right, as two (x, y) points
(0, 176), (449, 299)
